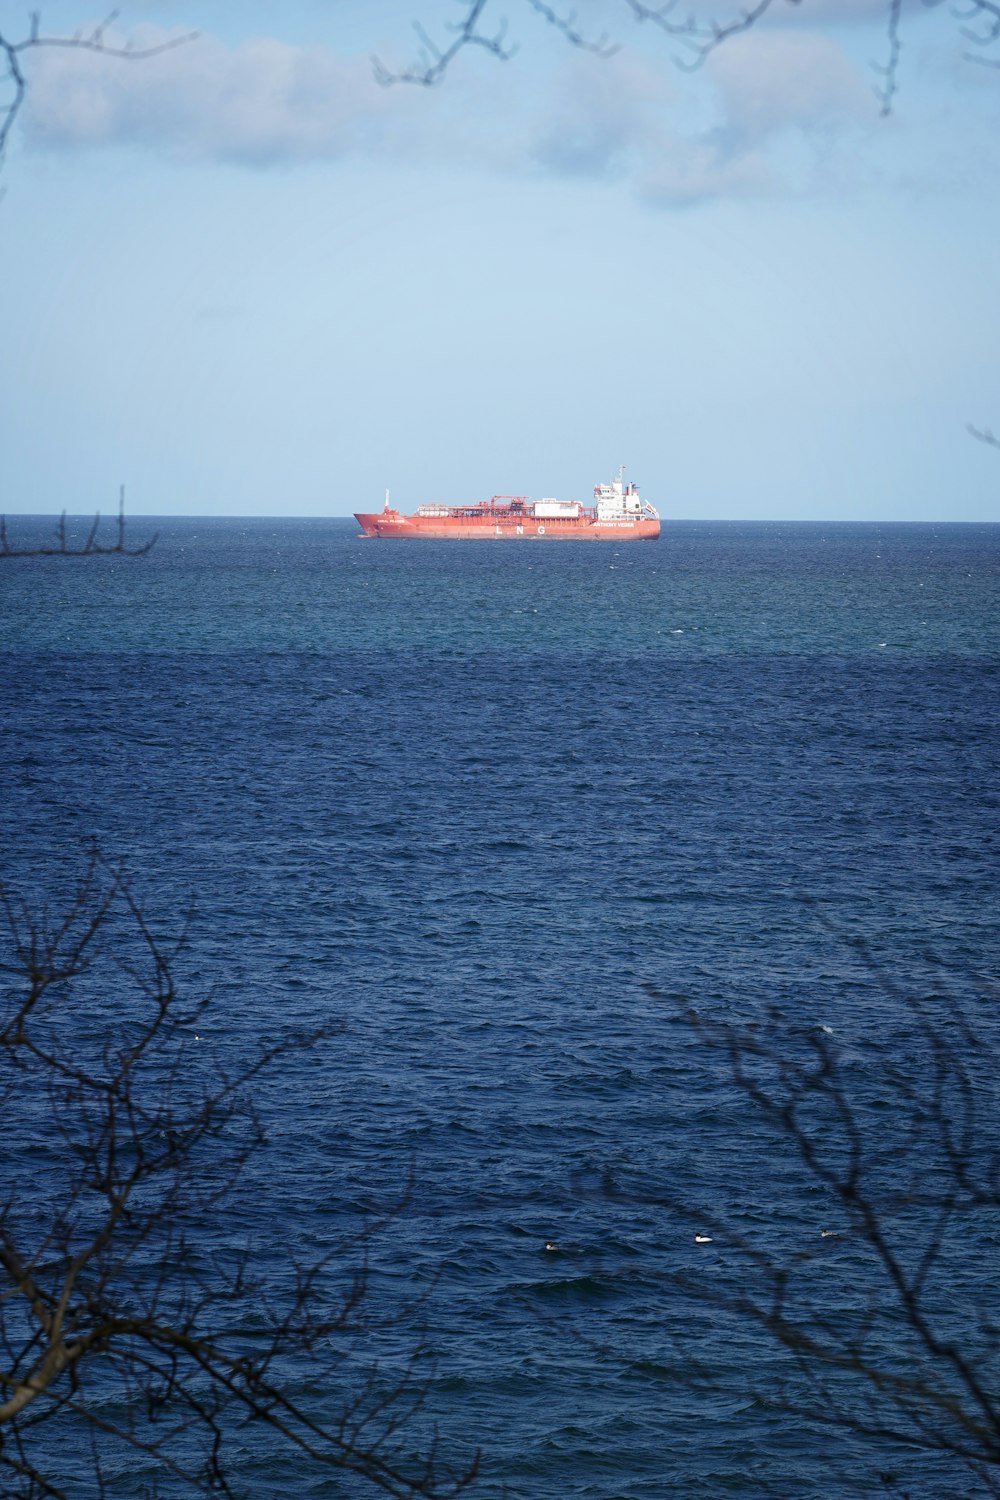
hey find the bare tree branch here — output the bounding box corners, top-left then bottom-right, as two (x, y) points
(968, 423), (1000, 450)
(0, 487), (157, 557)
(524, 1), (618, 56)
(374, 0), (1000, 112)
(0, 11), (197, 161)
(634, 935), (1000, 1490)
(0, 849), (481, 1498)
(373, 0), (515, 88)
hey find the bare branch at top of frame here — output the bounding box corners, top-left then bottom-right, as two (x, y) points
(623, 0), (906, 112)
(373, 0), (515, 87)
(0, 10), (198, 159)
(374, 0), (1000, 112)
(525, 1), (619, 57)
(956, 0), (1000, 53)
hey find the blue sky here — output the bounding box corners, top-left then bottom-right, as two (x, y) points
(1, 0), (998, 520)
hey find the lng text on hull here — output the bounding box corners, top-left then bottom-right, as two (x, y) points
(354, 471), (661, 540)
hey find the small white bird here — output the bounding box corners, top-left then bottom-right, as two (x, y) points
(694, 1234), (713, 1244)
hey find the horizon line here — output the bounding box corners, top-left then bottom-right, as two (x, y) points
(2, 513), (997, 526)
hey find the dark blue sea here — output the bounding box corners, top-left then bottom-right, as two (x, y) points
(2, 517), (998, 1498)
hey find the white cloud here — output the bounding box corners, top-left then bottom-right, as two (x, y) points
(21, 26), (419, 165)
(528, 52), (678, 179)
(524, 30), (874, 205)
(706, 29), (875, 147)
(18, 18), (878, 203)
(639, 142), (775, 205)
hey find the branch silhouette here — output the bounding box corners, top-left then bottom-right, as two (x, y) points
(968, 423), (1000, 451)
(0, 849), (480, 1498)
(375, 0), (1000, 112)
(0, 488), (157, 558)
(632, 933), (1000, 1493)
(0, 10), (197, 161)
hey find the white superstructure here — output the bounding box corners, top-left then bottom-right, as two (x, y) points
(594, 467), (644, 520)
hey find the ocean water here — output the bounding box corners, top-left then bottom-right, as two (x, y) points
(1, 516), (998, 1497)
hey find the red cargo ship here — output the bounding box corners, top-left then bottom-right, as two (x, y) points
(354, 469), (660, 541)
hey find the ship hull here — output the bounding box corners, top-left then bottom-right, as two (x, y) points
(354, 514), (660, 541)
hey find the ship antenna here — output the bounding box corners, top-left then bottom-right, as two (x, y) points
(384, 488), (390, 514)
(617, 463), (625, 485)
